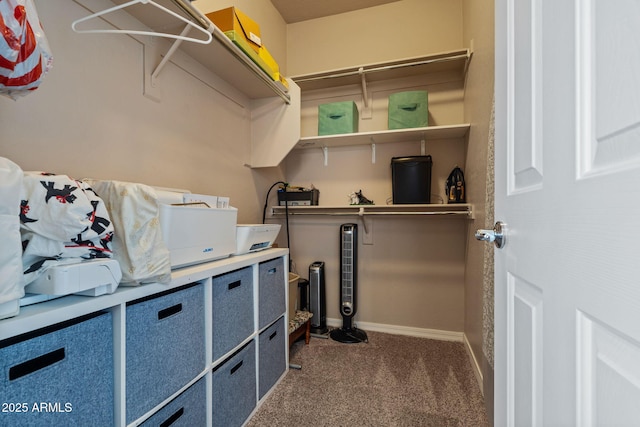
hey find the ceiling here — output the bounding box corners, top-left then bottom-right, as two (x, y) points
(269, 0), (403, 23)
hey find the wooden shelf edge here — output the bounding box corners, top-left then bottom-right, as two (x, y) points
(295, 124), (470, 149)
(291, 48), (471, 91)
(271, 204), (473, 218)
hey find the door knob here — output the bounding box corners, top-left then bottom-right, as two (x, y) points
(475, 221), (506, 248)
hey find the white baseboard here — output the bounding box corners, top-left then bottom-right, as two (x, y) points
(463, 333), (484, 396)
(326, 318), (484, 395)
(326, 317), (464, 342)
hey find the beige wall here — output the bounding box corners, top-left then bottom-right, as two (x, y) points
(286, 0), (463, 76)
(284, 142), (467, 332)
(1, 0), (288, 224)
(462, 0), (495, 417)
(281, 0), (470, 333)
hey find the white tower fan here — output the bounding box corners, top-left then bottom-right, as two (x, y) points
(330, 224), (368, 343)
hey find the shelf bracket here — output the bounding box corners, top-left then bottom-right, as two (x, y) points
(151, 24), (190, 82)
(359, 67), (369, 107)
(358, 207), (373, 244)
(420, 136), (426, 155)
(143, 40), (162, 102)
(359, 67), (372, 119)
(323, 146), (329, 167)
(144, 24), (191, 102)
(371, 140), (376, 164)
(358, 207), (368, 233)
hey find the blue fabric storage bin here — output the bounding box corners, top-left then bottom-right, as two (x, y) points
(258, 258), (286, 329)
(212, 340), (256, 427)
(0, 311), (114, 426)
(212, 267), (254, 361)
(140, 377), (207, 427)
(258, 316), (286, 399)
(126, 283), (206, 424)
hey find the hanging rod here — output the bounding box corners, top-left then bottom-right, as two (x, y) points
(170, 0), (210, 29)
(293, 53), (470, 84)
(358, 211), (470, 216)
(274, 211), (471, 216)
(271, 206), (473, 218)
(72, 0), (213, 44)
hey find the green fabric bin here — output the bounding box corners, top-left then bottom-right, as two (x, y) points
(388, 90), (428, 129)
(318, 101), (359, 135)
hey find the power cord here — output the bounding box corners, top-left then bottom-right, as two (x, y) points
(262, 181), (286, 223)
(262, 181), (292, 271)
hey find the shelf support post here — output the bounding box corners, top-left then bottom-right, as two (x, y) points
(371, 139), (376, 164)
(359, 67), (369, 107)
(358, 207), (368, 234)
(151, 24), (191, 83)
(358, 207), (373, 244)
(359, 67), (372, 119)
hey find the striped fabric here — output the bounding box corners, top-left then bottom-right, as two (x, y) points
(0, 0), (52, 99)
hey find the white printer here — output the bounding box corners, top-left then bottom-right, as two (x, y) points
(158, 191), (238, 268)
(234, 224), (281, 255)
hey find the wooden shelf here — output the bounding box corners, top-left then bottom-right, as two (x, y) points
(295, 124), (470, 150)
(0, 249), (289, 341)
(271, 204), (473, 218)
(80, 0), (290, 102)
(291, 49), (471, 92)
(180, 25), (290, 102)
(292, 49), (471, 152)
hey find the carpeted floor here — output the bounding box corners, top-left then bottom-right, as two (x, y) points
(247, 330), (489, 427)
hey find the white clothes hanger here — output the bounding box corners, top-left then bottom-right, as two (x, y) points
(71, 0), (213, 45)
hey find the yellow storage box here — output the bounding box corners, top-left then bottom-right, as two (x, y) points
(206, 7), (262, 54)
(258, 45), (280, 81)
(278, 75), (289, 90)
(223, 30), (279, 81)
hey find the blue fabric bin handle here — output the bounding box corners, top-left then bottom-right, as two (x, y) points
(230, 360), (243, 375)
(9, 348), (65, 380)
(160, 407), (184, 427)
(158, 303), (183, 320)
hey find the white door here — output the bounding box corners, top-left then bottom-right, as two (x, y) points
(493, 0), (640, 425)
